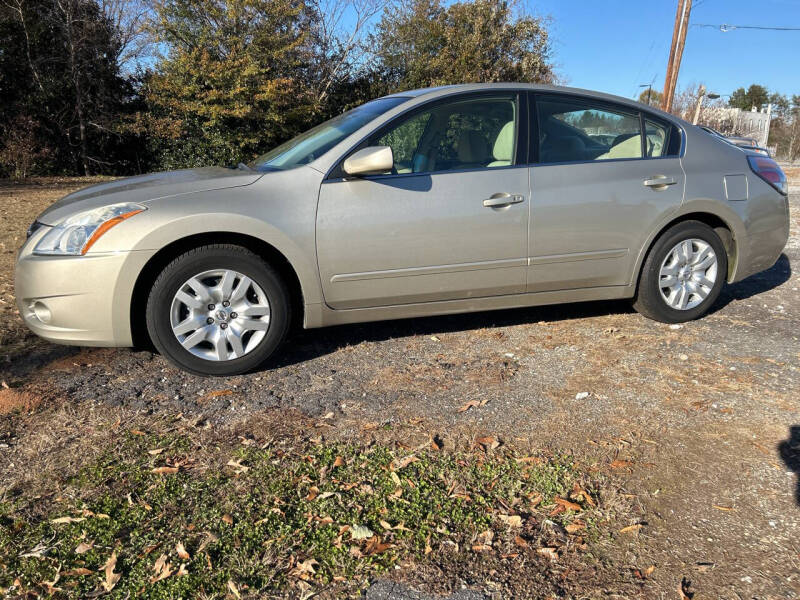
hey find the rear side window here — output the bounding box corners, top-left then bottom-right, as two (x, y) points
(536, 97), (642, 164)
(645, 117), (681, 157)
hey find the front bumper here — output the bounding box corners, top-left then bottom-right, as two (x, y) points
(15, 235), (155, 347)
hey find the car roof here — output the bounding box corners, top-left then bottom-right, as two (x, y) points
(384, 83), (684, 124)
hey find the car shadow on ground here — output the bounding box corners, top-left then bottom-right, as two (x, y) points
(712, 253), (791, 310)
(778, 425), (800, 506)
(272, 252), (792, 369)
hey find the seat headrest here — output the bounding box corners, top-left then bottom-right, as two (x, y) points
(493, 122), (515, 161)
(457, 130), (489, 163)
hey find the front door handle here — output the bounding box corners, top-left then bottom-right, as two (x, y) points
(643, 176), (678, 189)
(483, 193), (525, 207)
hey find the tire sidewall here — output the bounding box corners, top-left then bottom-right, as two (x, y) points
(639, 222), (728, 323)
(146, 248), (289, 376)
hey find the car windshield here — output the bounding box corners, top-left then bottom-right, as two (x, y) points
(249, 97), (409, 171)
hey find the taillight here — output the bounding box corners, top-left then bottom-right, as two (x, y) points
(747, 155), (787, 195)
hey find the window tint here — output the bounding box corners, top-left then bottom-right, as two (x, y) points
(370, 96), (517, 174)
(536, 97), (643, 163)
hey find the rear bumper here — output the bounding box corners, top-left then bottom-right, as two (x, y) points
(731, 194), (790, 282)
(15, 240), (155, 347)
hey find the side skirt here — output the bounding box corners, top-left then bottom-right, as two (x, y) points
(302, 284), (635, 329)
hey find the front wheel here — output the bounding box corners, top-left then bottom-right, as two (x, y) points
(633, 221), (727, 323)
(145, 245), (290, 376)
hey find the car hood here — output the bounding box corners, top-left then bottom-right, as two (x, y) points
(37, 167), (264, 225)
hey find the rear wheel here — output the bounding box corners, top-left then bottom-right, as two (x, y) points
(146, 245), (290, 376)
(633, 221), (727, 323)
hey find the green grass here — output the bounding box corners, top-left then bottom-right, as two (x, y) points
(0, 431), (591, 598)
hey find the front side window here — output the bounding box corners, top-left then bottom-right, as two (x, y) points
(250, 96), (408, 171)
(368, 95), (518, 174)
(537, 97), (642, 163)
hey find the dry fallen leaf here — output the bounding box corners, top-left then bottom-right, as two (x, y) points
(393, 455), (417, 470)
(619, 523), (643, 534)
(457, 398), (488, 412)
(712, 504), (735, 512)
(226, 459), (249, 473)
(175, 542), (190, 560)
(75, 541), (93, 554)
(150, 553), (173, 583)
(289, 558), (318, 580)
(52, 515), (85, 524)
(227, 579), (241, 599)
(62, 568), (93, 577)
(609, 459), (633, 469)
(333, 456), (345, 468)
(513, 535), (528, 548)
(151, 466), (179, 475)
(148, 448), (165, 456)
(476, 435), (500, 450)
(365, 536), (394, 555)
(537, 547), (559, 560)
(101, 550), (121, 592)
(222, 513), (234, 525)
(498, 514), (522, 528)
(305, 486), (319, 501)
(554, 497), (583, 512)
(565, 520), (586, 534)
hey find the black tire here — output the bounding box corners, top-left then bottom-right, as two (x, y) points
(633, 220), (727, 323)
(145, 244), (290, 376)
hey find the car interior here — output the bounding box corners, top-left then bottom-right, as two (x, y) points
(375, 97), (517, 174)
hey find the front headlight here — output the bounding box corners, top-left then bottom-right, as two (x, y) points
(34, 203), (146, 256)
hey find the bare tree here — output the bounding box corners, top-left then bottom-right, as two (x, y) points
(308, 0), (383, 105)
(99, 0), (155, 71)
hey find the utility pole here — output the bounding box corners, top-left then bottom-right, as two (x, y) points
(692, 84), (707, 125)
(662, 0), (693, 113)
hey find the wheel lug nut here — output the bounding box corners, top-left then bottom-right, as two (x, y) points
(208, 304), (215, 310)
(206, 317), (214, 324)
(230, 312), (238, 319)
(220, 323), (228, 329)
(222, 301), (230, 307)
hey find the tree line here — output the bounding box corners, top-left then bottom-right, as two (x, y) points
(0, 0), (554, 178)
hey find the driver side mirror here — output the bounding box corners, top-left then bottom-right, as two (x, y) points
(343, 146), (394, 176)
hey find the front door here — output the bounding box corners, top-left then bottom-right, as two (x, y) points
(528, 94), (685, 292)
(317, 93), (530, 310)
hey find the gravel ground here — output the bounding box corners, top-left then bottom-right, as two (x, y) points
(1, 178), (799, 598)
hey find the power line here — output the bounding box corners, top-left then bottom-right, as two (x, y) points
(694, 23), (800, 31)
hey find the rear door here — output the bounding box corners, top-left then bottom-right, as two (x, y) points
(528, 94), (685, 292)
(317, 92), (530, 309)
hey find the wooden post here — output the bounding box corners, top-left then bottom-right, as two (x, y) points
(661, 0), (685, 111)
(692, 84), (706, 125)
(663, 0), (692, 113)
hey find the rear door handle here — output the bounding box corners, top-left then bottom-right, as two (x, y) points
(483, 193), (525, 207)
(643, 176), (678, 189)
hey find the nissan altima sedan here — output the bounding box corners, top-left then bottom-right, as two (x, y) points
(15, 84), (790, 376)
